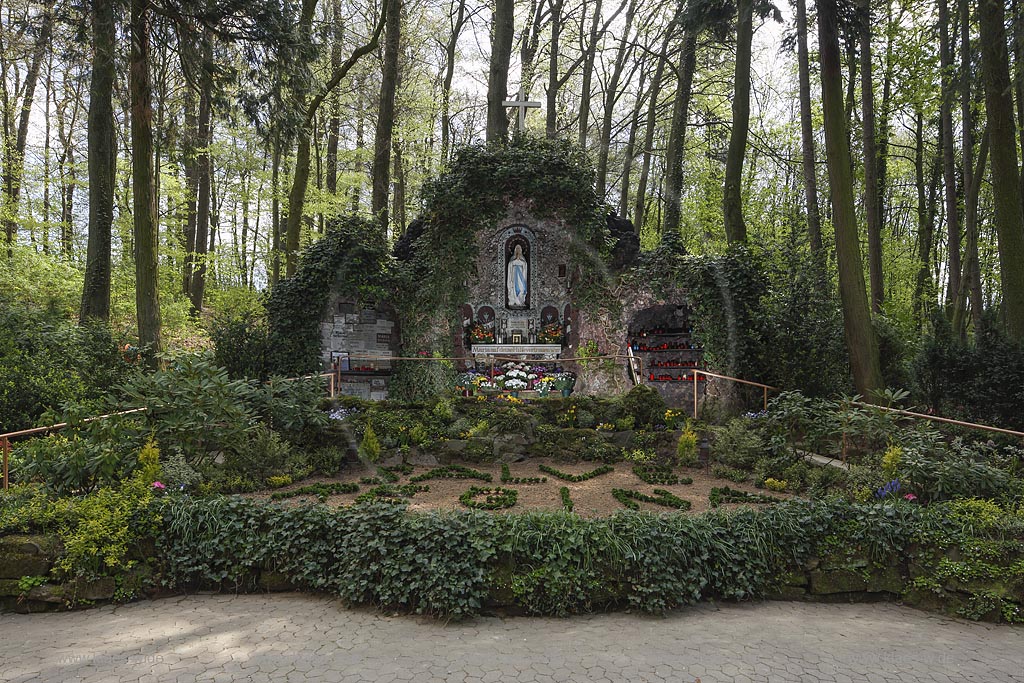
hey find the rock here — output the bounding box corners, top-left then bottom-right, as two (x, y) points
(767, 586), (808, 600)
(258, 571), (295, 592)
(406, 449), (440, 467)
(0, 554), (52, 579)
(25, 583), (66, 604)
(72, 577), (117, 601)
(809, 569), (869, 595)
(0, 579), (21, 597)
(392, 217), (426, 261)
(606, 213), (640, 270)
(865, 566), (905, 594)
(781, 571), (808, 588)
(0, 535), (58, 579)
(492, 433), (530, 460)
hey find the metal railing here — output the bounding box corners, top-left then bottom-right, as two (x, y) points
(1, 408), (148, 491)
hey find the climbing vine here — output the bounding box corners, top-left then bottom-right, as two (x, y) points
(265, 217), (390, 376)
(390, 136), (611, 399)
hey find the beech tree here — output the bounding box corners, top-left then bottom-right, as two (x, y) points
(816, 0), (882, 395)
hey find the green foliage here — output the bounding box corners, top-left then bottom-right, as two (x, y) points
(210, 305), (270, 380)
(911, 314), (1024, 430)
(270, 482), (359, 500)
(391, 137), (608, 398)
(708, 486), (783, 507)
(459, 486), (518, 510)
(618, 385), (667, 429)
(221, 425), (294, 481)
(538, 464), (614, 482)
(711, 417), (765, 469)
(633, 465), (691, 485)
(409, 465), (492, 483)
(355, 484), (429, 503)
(898, 444), (1014, 504)
(711, 464), (749, 483)
(612, 488), (691, 511)
(0, 297), (136, 432)
(560, 486), (574, 512)
(359, 422), (382, 462)
(265, 216), (389, 377)
(266, 475), (293, 488)
(500, 463), (546, 484)
(676, 425), (699, 466)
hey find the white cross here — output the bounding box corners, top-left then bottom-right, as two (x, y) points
(502, 89), (541, 132)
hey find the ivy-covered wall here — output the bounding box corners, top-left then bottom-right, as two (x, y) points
(266, 217), (390, 377)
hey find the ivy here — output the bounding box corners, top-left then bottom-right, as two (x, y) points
(390, 137), (611, 399)
(501, 463), (547, 484)
(538, 464), (614, 482)
(459, 486), (518, 510)
(265, 216), (390, 377)
(612, 488), (692, 511)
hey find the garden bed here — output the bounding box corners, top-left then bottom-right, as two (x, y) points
(249, 458), (786, 516)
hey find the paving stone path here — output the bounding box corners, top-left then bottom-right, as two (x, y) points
(1, 594), (1021, 682)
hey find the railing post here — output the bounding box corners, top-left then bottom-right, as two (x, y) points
(763, 386), (768, 411)
(2, 435), (9, 490)
(693, 371), (699, 419)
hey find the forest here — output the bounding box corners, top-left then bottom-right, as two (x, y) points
(1, 0), (1024, 421)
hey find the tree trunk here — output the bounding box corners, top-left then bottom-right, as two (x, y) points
(939, 0), (961, 310)
(130, 0), (162, 363)
(817, 0), (883, 396)
(619, 68), (644, 217)
(392, 141), (406, 233)
(978, 0), (1024, 341)
(662, 29), (697, 237)
(487, 0), (515, 142)
(723, 0), (753, 244)
(577, 0), (604, 147)
(796, 0), (822, 257)
(595, 0), (636, 200)
(546, 0), (563, 137)
(954, 130), (989, 336)
(190, 38), (213, 314)
(372, 0), (402, 233)
(2, 8), (52, 249)
(81, 0), (116, 321)
(859, 0), (884, 313)
(912, 109), (933, 324)
(270, 136), (282, 285)
(326, 0), (343, 195)
(634, 25), (673, 234)
(440, 0), (467, 162)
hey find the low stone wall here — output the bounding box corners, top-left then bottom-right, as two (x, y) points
(0, 534), (116, 613)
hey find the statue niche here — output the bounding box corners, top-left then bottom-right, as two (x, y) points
(505, 236), (530, 310)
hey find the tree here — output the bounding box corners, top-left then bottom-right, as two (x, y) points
(938, 0), (960, 311)
(978, 0), (1024, 341)
(2, 5), (52, 251)
(130, 0), (162, 362)
(858, 0), (883, 313)
(486, 0), (515, 142)
(81, 0), (116, 322)
(722, 0), (754, 244)
(371, 0), (402, 235)
(661, 27), (697, 237)
(795, 0), (822, 257)
(816, 0), (882, 395)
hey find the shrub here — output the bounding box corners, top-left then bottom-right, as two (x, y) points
(618, 384), (666, 428)
(763, 478), (788, 492)
(677, 426), (698, 466)
(360, 422), (382, 462)
(711, 464), (748, 483)
(267, 475), (293, 488)
(222, 425), (294, 481)
(210, 307), (270, 380)
(711, 418), (764, 469)
(899, 449), (1013, 504)
(308, 446), (348, 475)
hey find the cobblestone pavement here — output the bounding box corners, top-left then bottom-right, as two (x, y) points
(1, 594), (1021, 682)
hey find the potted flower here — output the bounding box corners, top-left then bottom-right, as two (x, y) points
(504, 377), (528, 397)
(536, 376), (556, 397)
(538, 322), (563, 344)
(552, 372), (576, 397)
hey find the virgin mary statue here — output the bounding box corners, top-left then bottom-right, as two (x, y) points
(507, 244), (528, 308)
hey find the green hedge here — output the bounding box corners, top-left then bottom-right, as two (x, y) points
(155, 498), (964, 618)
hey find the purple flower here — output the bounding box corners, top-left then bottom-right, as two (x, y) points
(152, 481), (166, 490)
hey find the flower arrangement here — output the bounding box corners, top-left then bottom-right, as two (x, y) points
(469, 323), (495, 344)
(551, 372), (576, 391)
(538, 322), (563, 344)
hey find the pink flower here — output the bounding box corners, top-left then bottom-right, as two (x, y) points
(903, 493), (917, 502)
(152, 481), (166, 490)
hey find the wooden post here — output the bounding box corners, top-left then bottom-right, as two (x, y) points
(2, 436), (9, 490)
(693, 371), (699, 418)
(763, 386), (768, 411)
